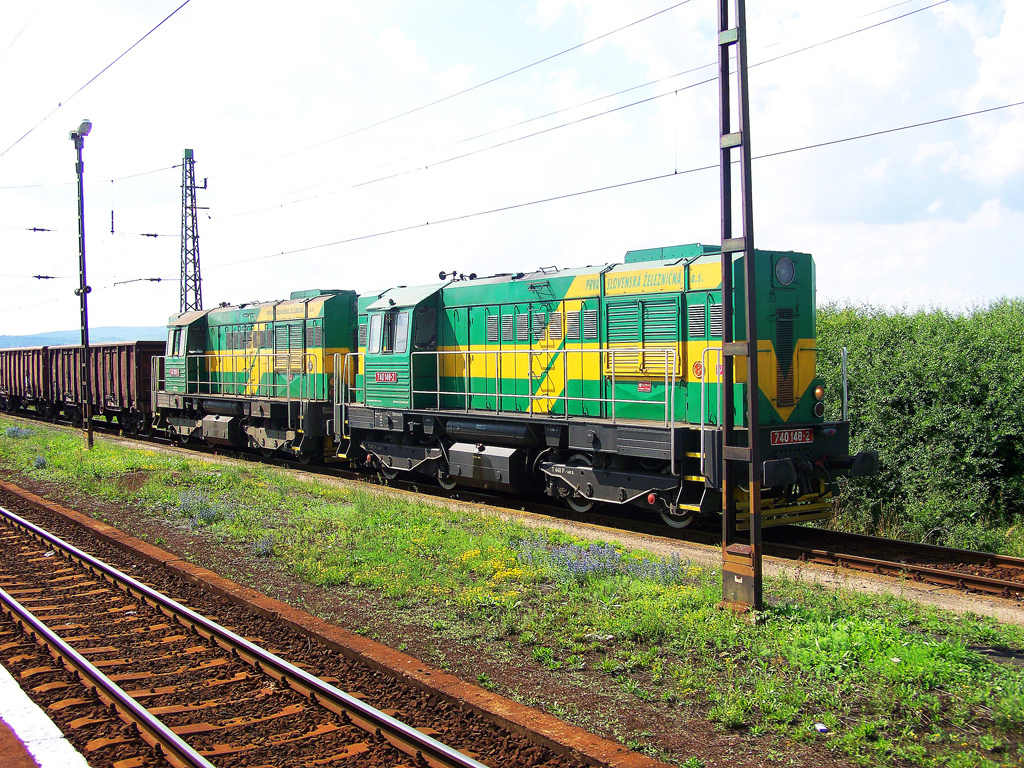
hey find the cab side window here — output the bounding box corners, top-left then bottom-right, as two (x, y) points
(414, 306), (436, 349)
(167, 328), (187, 357)
(369, 311), (410, 354)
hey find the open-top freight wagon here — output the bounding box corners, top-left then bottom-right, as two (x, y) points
(0, 341), (162, 432)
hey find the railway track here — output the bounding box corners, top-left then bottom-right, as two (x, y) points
(761, 527), (1024, 600)
(7, 411), (1024, 604)
(0, 505), (528, 768)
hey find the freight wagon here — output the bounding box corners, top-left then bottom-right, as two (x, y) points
(0, 341), (162, 432)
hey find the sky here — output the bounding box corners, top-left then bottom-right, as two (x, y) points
(0, 0), (1020, 336)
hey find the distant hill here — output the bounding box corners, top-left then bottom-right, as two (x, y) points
(0, 326), (166, 349)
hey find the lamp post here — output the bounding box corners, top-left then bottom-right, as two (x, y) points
(70, 119), (93, 449)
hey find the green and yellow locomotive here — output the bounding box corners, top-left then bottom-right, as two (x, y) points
(153, 289), (357, 461)
(341, 244), (876, 528)
(149, 243), (873, 527)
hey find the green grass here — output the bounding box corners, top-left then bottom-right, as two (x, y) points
(2, 416), (1023, 767)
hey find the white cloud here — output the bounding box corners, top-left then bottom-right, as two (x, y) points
(0, 0), (1020, 336)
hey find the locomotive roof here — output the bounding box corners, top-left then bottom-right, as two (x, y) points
(365, 283), (447, 311)
(392, 247), (726, 295)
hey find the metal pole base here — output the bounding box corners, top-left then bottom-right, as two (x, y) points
(721, 543), (761, 609)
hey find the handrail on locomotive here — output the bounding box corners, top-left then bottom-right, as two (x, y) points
(337, 346), (682, 476)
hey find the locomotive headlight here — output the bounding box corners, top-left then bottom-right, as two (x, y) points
(814, 385), (825, 401)
(775, 256), (796, 286)
(813, 401), (826, 418)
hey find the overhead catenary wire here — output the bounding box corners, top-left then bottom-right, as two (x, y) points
(0, 1), (946, 206)
(344, 0), (954, 189)
(0, 1), (193, 161)
(4, 98), (1020, 317)
(0, 163), (182, 191)
(0, 275), (180, 316)
(206, 99), (1024, 272)
(0, 6), (41, 66)
(0, 3), (696, 194)
(0, 224), (177, 238)
(273, 1), (695, 163)
(215, 0), (951, 223)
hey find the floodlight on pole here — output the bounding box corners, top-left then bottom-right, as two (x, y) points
(70, 118), (94, 449)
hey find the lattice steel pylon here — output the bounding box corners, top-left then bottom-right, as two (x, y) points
(717, 0), (763, 610)
(180, 148), (203, 313)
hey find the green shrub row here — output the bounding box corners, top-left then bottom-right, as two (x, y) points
(817, 299), (1024, 553)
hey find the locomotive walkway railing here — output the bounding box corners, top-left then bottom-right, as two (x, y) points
(336, 346), (682, 476)
(700, 346), (723, 481)
(153, 353), (330, 432)
(417, 347), (679, 425)
(153, 352), (328, 400)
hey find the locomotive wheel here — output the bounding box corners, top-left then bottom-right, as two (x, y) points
(298, 451), (319, 465)
(437, 465), (457, 490)
(659, 508), (696, 529)
(379, 460), (399, 480)
(259, 447), (276, 459)
(177, 431), (191, 445)
(564, 454), (594, 514)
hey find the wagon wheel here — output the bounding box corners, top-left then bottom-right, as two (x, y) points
(563, 454), (594, 514)
(437, 462), (457, 490)
(259, 447), (276, 459)
(177, 430), (191, 446)
(297, 451), (319, 466)
(378, 456), (399, 480)
(659, 507), (696, 529)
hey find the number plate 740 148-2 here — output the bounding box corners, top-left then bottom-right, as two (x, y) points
(770, 428), (813, 446)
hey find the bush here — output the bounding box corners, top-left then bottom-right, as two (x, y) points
(4, 426), (32, 439)
(818, 300), (1024, 551)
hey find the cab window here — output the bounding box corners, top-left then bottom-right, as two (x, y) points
(167, 328), (187, 357)
(368, 314), (382, 353)
(368, 311), (410, 354)
(414, 306), (436, 349)
(393, 312), (409, 354)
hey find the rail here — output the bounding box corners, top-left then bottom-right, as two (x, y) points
(0, 505), (490, 768)
(0, 584), (216, 768)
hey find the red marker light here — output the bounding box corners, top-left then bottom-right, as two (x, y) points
(648, 493), (657, 505)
